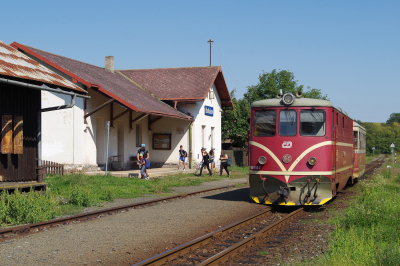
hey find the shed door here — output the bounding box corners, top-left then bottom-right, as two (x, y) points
(1, 114), (13, 154)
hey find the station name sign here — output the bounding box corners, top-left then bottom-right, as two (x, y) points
(205, 106), (214, 117)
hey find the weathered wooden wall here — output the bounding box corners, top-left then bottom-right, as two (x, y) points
(0, 82), (40, 182)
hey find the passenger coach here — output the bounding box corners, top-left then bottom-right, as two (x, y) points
(353, 122), (366, 179)
(249, 92), (354, 206)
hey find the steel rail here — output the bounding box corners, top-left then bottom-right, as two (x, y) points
(198, 208), (304, 266)
(0, 185), (239, 241)
(133, 209), (273, 266)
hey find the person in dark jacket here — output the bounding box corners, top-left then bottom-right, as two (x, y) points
(219, 150), (230, 177)
(199, 148), (212, 176)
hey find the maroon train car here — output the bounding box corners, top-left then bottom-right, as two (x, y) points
(353, 122), (366, 179)
(249, 93), (354, 206)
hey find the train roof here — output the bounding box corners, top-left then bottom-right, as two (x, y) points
(251, 97), (333, 108)
(353, 121), (366, 132)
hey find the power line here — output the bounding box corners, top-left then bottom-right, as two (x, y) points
(212, 42), (243, 91)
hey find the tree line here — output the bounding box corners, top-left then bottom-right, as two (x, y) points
(222, 69), (398, 155)
(222, 69), (328, 147)
(356, 113), (400, 155)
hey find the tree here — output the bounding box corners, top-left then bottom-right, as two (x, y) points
(386, 113), (400, 124)
(222, 69), (329, 148)
(244, 69), (328, 103)
(221, 90), (250, 148)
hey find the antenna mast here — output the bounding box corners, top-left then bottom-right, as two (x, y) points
(207, 39), (214, 66)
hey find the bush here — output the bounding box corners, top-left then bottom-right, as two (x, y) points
(69, 185), (93, 207)
(0, 189), (60, 225)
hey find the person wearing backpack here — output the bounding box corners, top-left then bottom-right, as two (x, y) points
(219, 150), (230, 177)
(138, 154), (149, 179)
(178, 145), (187, 170)
(198, 148), (212, 176)
(137, 144), (150, 177)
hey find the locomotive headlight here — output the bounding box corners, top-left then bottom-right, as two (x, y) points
(258, 156), (267, 165)
(282, 93), (295, 105)
(308, 157), (317, 166)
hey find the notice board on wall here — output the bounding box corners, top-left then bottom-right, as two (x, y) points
(153, 134), (171, 150)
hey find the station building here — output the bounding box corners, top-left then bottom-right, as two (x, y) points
(11, 42), (233, 171)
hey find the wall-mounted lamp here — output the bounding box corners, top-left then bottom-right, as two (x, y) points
(209, 88), (215, 99)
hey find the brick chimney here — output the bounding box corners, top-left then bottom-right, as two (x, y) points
(105, 56), (114, 73)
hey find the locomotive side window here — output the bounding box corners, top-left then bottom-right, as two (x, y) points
(354, 131), (359, 149)
(253, 110), (276, 137)
(300, 110), (326, 136)
(279, 110), (297, 136)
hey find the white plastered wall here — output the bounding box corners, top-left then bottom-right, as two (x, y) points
(41, 91), (84, 165)
(184, 83), (222, 167)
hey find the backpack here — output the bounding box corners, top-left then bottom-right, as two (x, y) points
(227, 157), (232, 166)
(145, 159), (150, 169)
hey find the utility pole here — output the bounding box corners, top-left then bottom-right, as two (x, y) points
(207, 39), (214, 66)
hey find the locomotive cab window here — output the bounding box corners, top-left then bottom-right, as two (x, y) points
(253, 110), (276, 137)
(279, 110), (297, 136)
(300, 110), (326, 136)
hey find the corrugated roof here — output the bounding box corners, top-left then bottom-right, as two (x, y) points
(118, 67), (233, 108)
(12, 43), (190, 120)
(0, 40), (85, 93)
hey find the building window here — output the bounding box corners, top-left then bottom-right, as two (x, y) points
(211, 127), (215, 149)
(136, 124), (142, 147)
(202, 125), (206, 148)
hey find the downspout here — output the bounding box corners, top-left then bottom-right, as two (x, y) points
(189, 122), (193, 169)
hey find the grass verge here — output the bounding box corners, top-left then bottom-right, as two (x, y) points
(303, 167), (400, 265)
(0, 167), (249, 227)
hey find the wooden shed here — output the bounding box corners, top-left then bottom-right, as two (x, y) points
(0, 40), (88, 184)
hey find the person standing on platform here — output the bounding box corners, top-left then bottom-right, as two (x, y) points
(209, 149), (215, 174)
(137, 144), (150, 177)
(199, 148), (212, 176)
(178, 145), (187, 170)
(219, 150), (230, 177)
(138, 154), (149, 179)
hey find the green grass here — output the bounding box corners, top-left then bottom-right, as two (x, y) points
(0, 167), (249, 227)
(46, 167), (249, 214)
(300, 168), (400, 265)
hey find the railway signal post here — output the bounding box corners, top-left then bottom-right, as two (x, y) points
(372, 147), (375, 156)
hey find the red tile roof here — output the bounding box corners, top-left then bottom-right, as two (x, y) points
(11, 43), (190, 120)
(0, 40), (85, 93)
(118, 67), (233, 108)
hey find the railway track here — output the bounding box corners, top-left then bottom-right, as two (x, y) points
(0, 184), (241, 242)
(133, 157), (387, 266)
(133, 207), (304, 266)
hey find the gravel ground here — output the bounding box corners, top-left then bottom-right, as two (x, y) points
(0, 178), (267, 266)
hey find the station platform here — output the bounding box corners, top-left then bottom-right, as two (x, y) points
(0, 181), (47, 193)
(85, 167), (197, 178)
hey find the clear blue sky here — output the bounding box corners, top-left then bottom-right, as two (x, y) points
(2, 1), (399, 122)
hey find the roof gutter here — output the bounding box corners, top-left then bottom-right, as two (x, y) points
(0, 77), (90, 99)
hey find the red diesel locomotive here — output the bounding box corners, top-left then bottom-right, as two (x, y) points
(249, 92), (365, 206)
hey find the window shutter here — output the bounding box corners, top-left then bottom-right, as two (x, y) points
(1, 115), (13, 154)
(13, 115), (23, 154)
